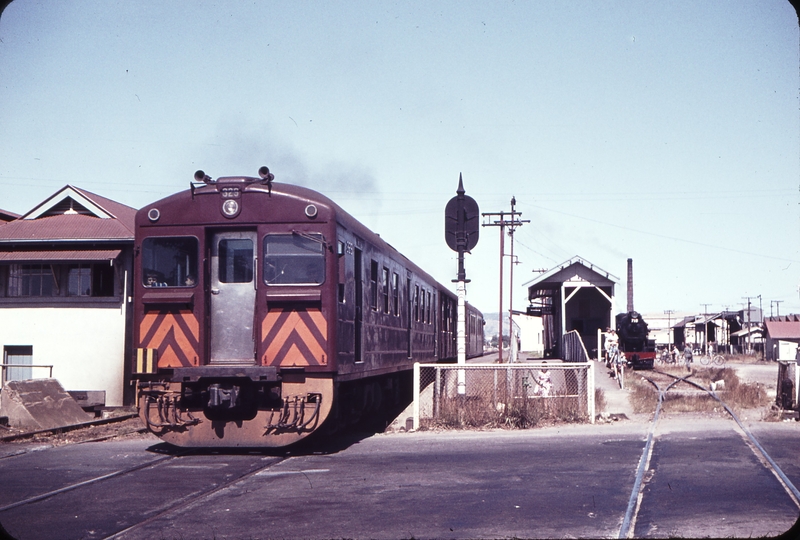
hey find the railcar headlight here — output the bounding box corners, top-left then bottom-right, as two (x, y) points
(305, 204), (318, 218)
(221, 199), (240, 218)
(147, 208), (160, 222)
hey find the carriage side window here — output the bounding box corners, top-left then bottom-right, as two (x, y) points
(420, 288), (426, 323)
(369, 260), (378, 311)
(426, 291), (432, 324)
(414, 284), (420, 322)
(392, 272), (399, 316)
(337, 241), (345, 303)
(263, 233), (325, 286)
(142, 237), (199, 288)
(382, 267), (390, 314)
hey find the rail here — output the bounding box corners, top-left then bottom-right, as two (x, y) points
(617, 369), (800, 538)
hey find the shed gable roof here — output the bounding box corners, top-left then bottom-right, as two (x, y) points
(524, 256), (618, 289)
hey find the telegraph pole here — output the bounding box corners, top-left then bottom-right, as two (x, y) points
(742, 296), (756, 355)
(700, 303), (711, 354)
(483, 199), (528, 363)
(664, 309), (674, 351)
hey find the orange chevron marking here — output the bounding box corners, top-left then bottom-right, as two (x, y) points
(139, 309), (199, 367)
(140, 311), (158, 338)
(179, 310), (199, 340)
(261, 307), (327, 366)
(158, 343), (185, 368)
(278, 343), (305, 366)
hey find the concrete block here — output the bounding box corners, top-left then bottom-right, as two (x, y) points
(0, 379), (92, 430)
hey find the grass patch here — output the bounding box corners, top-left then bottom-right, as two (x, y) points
(626, 366), (769, 415)
(421, 393), (588, 430)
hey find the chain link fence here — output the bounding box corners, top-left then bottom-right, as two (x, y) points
(412, 361), (595, 430)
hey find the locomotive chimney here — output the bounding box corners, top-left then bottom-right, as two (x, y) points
(627, 258), (634, 313)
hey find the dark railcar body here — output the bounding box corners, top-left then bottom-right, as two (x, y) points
(615, 310), (655, 370)
(132, 172), (484, 447)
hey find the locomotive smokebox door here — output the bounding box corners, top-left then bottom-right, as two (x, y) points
(210, 230), (258, 364)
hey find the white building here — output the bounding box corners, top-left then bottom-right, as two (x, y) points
(0, 186), (135, 407)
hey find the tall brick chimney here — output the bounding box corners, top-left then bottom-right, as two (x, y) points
(626, 258), (634, 313)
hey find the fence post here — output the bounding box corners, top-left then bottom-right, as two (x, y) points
(412, 362), (420, 431)
(588, 361), (595, 424)
(434, 366), (441, 419)
(597, 327), (602, 362)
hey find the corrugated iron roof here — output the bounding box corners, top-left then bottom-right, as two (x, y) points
(0, 249), (121, 262)
(0, 214), (134, 242)
(0, 209), (20, 222)
(70, 186), (137, 225)
(5, 185), (135, 244)
(764, 318), (800, 340)
(523, 255), (619, 288)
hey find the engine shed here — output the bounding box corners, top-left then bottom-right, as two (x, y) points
(524, 257), (617, 359)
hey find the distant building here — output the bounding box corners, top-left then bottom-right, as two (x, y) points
(671, 309), (763, 355)
(764, 315), (800, 361)
(0, 186), (135, 406)
(524, 256), (617, 359)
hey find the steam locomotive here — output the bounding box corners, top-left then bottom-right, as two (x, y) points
(615, 310), (656, 370)
(132, 167), (484, 447)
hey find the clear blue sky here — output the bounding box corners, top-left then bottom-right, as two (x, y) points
(0, 1), (797, 318)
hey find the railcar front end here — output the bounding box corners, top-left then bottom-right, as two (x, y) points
(132, 170), (337, 447)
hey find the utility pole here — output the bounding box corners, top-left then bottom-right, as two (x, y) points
(506, 197), (527, 363)
(700, 303), (711, 354)
(483, 199), (528, 363)
(742, 296), (756, 355)
(664, 309), (674, 351)
(774, 300), (783, 318)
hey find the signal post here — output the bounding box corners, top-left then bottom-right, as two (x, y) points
(444, 174), (479, 394)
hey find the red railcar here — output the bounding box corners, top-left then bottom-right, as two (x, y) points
(132, 168), (484, 447)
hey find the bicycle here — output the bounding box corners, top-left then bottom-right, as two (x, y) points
(699, 352), (725, 366)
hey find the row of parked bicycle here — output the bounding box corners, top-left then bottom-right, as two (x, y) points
(656, 346), (726, 367)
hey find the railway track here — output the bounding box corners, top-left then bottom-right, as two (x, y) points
(618, 368), (800, 538)
(0, 443), (287, 540)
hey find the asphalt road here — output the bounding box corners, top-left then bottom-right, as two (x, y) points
(1, 418), (798, 539)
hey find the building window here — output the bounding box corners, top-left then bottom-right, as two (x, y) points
(5, 262), (115, 298)
(7, 264), (55, 297)
(3, 345), (32, 383)
(68, 264), (92, 296)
